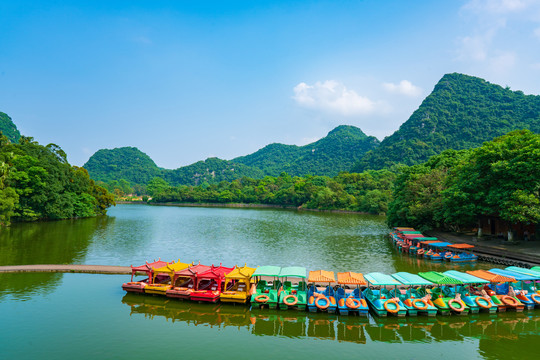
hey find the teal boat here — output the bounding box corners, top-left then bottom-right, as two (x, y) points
(443, 270), (497, 314)
(250, 266), (282, 309)
(532, 266), (540, 273)
(505, 266), (540, 299)
(418, 271), (468, 315)
(278, 267), (307, 311)
(363, 273), (407, 317)
(390, 272), (437, 316)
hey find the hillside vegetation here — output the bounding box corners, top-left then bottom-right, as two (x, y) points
(0, 112), (21, 143)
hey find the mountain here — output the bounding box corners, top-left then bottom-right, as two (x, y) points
(233, 125), (380, 177)
(0, 112), (21, 143)
(352, 73), (540, 172)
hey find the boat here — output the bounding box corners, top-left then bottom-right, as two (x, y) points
(532, 266), (540, 272)
(489, 268), (538, 310)
(165, 263), (211, 299)
(466, 270), (524, 312)
(363, 272), (407, 317)
(144, 260), (193, 295)
(122, 259), (170, 293)
(335, 272), (369, 316)
(417, 271), (467, 315)
(190, 264), (235, 303)
(250, 266), (282, 309)
(220, 264), (256, 304)
(278, 267), (307, 311)
(443, 270), (497, 313)
(390, 272), (437, 316)
(307, 270), (338, 313)
(504, 266), (540, 296)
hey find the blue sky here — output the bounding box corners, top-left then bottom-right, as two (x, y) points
(1, 0), (540, 168)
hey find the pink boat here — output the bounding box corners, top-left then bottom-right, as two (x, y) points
(189, 264), (235, 303)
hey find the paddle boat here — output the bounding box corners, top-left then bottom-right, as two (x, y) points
(144, 260), (193, 295)
(250, 266), (282, 309)
(390, 272), (437, 316)
(489, 268), (538, 310)
(443, 270), (497, 314)
(278, 267), (307, 311)
(363, 272), (407, 317)
(122, 259), (171, 293)
(532, 266), (540, 272)
(165, 263), (211, 299)
(466, 270), (524, 312)
(416, 238), (439, 258)
(418, 271), (468, 315)
(425, 242), (451, 261)
(335, 271), (369, 316)
(220, 264), (256, 304)
(190, 264), (235, 303)
(307, 270), (338, 313)
(505, 266), (540, 296)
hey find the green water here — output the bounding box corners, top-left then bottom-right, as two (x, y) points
(0, 204), (537, 359)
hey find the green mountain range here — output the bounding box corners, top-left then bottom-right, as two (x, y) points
(352, 73), (540, 171)
(0, 112), (21, 143)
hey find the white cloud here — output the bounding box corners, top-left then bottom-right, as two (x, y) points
(463, 0), (530, 14)
(382, 80), (422, 97)
(292, 80), (378, 116)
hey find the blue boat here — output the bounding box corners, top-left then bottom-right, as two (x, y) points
(443, 270), (497, 313)
(335, 272), (369, 316)
(390, 272), (437, 316)
(306, 270), (338, 313)
(490, 268), (540, 309)
(363, 273), (407, 317)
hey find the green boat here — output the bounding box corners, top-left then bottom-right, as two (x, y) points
(363, 273), (407, 317)
(250, 266), (282, 309)
(418, 271), (468, 316)
(443, 270), (497, 314)
(278, 267), (307, 311)
(390, 272), (437, 316)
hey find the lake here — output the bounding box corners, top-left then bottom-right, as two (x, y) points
(0, 204), (537, 359)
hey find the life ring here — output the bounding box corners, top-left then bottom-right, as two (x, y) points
(444, 253), (452, 259)
(384, 299), (399, 313)
(531, 293), (540, 304)
(254, 294), (270, 303)
(283, 294), (298, 306)
(501, 295), (519, 307)
(417, 249), (425, 255)
(315, 296), (330, 310)
(412, 298), (428, 310)
(345, 298), (361, 309)
(448, 299), (465, 312)
(475, 296), (491, 309)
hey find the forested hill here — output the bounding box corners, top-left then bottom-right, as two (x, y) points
(0, 112), (21, 143)
(352, 73), (540, 172)
(233, 125), (380, 177)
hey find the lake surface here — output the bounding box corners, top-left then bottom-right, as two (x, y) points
(1, 204), (537, 359)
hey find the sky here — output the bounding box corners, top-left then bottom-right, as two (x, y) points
(1, 0), (540, 168)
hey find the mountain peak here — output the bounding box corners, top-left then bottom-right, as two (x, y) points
(0, 112), (22, 143)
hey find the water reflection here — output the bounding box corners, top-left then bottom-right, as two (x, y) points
(121, 293), (540, 346)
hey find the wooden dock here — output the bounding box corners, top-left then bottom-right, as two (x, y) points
(0, 264), (131, 274)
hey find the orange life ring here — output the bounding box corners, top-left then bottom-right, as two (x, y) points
(448, 299), (465, 312)
(283, 294), (298, 306)
(475, 296), (491, 309)
(501, 295), (519, 307)
(315, 296), (330, 310)
(308, 295), (315, 304)
(531, 293), (540, 304)
(384, 299), (399, 313)
(417, 249), (425, 255)
(338, 298), (345, 307)
(412, 298), (428, 310)
(345, 298), (361, 309)
(254, 294), (270, 303)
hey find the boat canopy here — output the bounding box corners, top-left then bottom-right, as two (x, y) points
(419, 240), (442, 244)
(404, 234), (425, 239)
(489, 268), (538, 281)
(175, 264), (211, 277)
(447, 244), (475, 249)
(308, 270), (335, 283)
(279, 267), (307, 279)
(224, 264), (256, 280)
(466, 270), (515, 283)
(131, 259), (169, 274)
(394, 227), (415, 230)
(443, 270), (489, 284)
(505, 266), (540, 278)
(337, 272), (367, 285)
(428, 242), (452, 247)
(415, 237), (437, 241)
(418, 271), (462, 285)
(198, 265), (235, 280)
(252, 266), (281, 277)
(391, 272), (432, 286)
(400, 231), (422, 234)
(153, 260), (192, 277)
(532, 266), (540, 272)
(365, 272), (401, 286)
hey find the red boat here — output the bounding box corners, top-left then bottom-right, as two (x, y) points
(189, 264), (235, 303)
(166, 263), (211, 299)
(122, 259), (170, 293)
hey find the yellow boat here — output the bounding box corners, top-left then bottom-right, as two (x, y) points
(144, 260), (193, 295)
(220, 264), (256, 303)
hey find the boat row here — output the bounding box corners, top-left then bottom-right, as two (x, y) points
(122, 259), (540, 317)
(391, 227), (478, 262)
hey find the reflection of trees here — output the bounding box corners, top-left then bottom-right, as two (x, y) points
(0, 272), (62, 301)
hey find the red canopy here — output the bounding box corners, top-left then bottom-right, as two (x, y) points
(176, 264), (211, 277)
(197, 264), (235, 280)
(130, 260), (169, 275)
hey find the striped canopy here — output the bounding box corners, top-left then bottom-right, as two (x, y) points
(443, 270), (489, 284)
(337, 272), (367, 285)
(447, 243), (475, 249)
(308, 270), (336, 283)
(418, 271), (462, 285)
(365, 272), (401, 286)
(466, 270), (515, 283)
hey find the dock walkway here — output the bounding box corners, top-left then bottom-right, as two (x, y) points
(0, 264), (131, 274)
